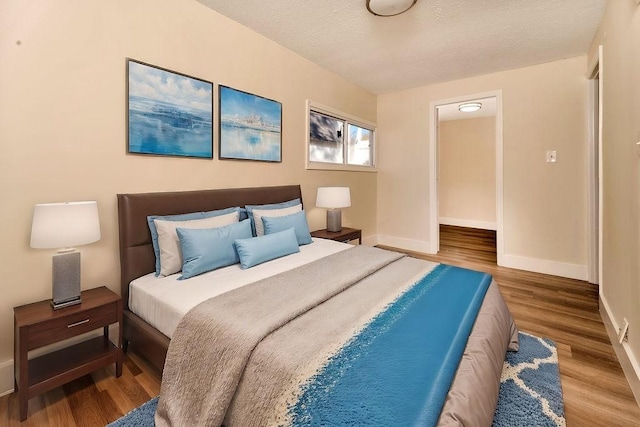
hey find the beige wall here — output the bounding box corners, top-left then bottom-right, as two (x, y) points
(588, 1), (640, 391)
(0, 0), (377, 376)
(439, 117), (496, 227)
(377, 56), (588, 272)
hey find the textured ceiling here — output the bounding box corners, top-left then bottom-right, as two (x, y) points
(197, 0), (606, 94)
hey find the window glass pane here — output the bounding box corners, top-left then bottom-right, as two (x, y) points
(347, 124), (373, 166)
(309, 111), (344, 164)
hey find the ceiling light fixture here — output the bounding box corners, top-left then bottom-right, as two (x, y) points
(366, 0), (418, 17)
(458, 102), (482, 113)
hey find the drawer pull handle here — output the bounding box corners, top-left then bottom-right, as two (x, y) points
(67, 319), (90, 328)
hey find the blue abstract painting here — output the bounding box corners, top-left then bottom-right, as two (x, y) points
(219, 86), (282, 162)
(127, 60), (213, 158)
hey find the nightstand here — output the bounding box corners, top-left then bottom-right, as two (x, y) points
(13, 286), (123, 421)
(311, 227), (362, 244)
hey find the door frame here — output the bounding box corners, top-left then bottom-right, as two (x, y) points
(428, 90), (504, 265)
(587, 45), (603, 285)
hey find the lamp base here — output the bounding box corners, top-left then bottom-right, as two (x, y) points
(51, 296), (82, 310)
(52, 251), (81, 310)
(326, 209), (342, 232)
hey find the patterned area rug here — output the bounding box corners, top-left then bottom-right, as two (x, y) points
(108, 332), (564, 427)
(493, 332), (565, 426)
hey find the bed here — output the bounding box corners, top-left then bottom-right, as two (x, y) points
(117, 185), (518, 426)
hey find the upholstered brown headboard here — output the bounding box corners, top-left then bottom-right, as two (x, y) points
(117, 185), (303, 309)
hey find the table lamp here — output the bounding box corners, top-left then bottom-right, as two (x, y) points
(30, 201), (101, 309)
(316, 187), (351, 232)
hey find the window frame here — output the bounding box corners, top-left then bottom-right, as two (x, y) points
(305, 101), (377, 172)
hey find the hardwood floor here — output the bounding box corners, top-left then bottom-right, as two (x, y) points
(1, 224), (639, 425)
(0, 351), (161, 427)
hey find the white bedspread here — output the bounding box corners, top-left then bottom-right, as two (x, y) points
(129, 238), (351, 338)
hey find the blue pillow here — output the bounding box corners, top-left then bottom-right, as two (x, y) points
(263, 210), (313, 245)
(245, 198), (301, 236)
(234, 228), (300, 269)
(176, 219), (252, 279)
(238, 207), (248, 221)
(147, 207), (240, 276)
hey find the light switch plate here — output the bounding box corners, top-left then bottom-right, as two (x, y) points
(546, 151), (557, 163)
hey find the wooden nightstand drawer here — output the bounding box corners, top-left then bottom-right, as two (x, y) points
(27, 303), (118, 349)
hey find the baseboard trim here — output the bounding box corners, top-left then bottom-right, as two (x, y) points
(0, 359), (13, 397)
(362, 234), (378, 247)
(439, 217), (497, 230)
(600, 295), (640, 406)
(374, 235), (586, 281)
(501, 253), (588, 280)
(376, 234), (433, 254)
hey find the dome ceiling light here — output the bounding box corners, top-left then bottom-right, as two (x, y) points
(458, 102), (483, 113)
(366, 0), (418, 17)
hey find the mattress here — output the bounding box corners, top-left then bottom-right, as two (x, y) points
(129, 237), (351, 338)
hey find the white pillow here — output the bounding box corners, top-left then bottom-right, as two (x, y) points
(154, 211), (239, 276)
(251, 204), (302, 236)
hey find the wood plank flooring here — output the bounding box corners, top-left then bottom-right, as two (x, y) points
(0, 352), (161, 427)
(1, 224), (638, 425)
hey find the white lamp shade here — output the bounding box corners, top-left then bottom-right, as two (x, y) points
(30, 201), (101, 249)
(316, 187), (351, 209)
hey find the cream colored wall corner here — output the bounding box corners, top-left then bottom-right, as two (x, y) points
(377, 56), (589, 278)
(0, 0), (377, 394)
(439, 117), (497, 228)
(588, 0), (640, 404)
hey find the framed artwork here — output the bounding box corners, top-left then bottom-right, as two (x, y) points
(127, 59), (213, 158)
(219, 85), (282, 162)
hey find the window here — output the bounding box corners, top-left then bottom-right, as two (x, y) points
(309, 111), (344, 164)
(306, 101), (376, 171)
(347, 124), (373, 167)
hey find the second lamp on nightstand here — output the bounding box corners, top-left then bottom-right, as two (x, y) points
(316, 187), (351, 232)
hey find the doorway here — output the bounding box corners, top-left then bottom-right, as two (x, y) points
(428, 90), (504, 265)
(437, 98), (498, 261)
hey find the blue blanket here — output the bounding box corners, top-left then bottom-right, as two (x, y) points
(288, 264), (492, 426)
